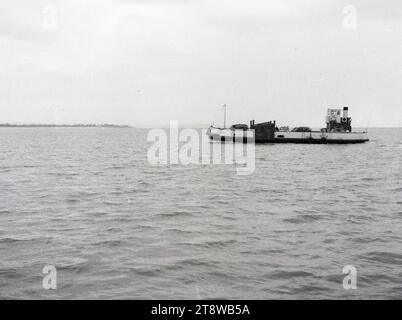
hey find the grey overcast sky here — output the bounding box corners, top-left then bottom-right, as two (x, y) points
(0, 0), (401, 127)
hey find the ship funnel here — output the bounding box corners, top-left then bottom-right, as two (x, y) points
(343, 107), (349, 118)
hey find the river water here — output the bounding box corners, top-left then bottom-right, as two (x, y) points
(0, 127), (401, 299)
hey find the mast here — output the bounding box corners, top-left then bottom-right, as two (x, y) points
(223, 104), (227, 128)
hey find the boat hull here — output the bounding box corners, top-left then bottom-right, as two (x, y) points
(206, 128), (369, 144)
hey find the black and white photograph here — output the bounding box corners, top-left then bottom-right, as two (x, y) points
(0, 0), (401, 307)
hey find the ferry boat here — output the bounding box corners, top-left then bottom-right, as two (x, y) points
(206, 106), (369, 144)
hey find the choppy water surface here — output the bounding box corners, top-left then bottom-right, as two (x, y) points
(0, 127), (401, 299)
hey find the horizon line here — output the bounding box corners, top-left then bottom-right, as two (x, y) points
(1, 123), (402, 129)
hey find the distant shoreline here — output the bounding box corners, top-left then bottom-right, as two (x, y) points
(0, 124), (131, 128)
(0, 124), (400, 129)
